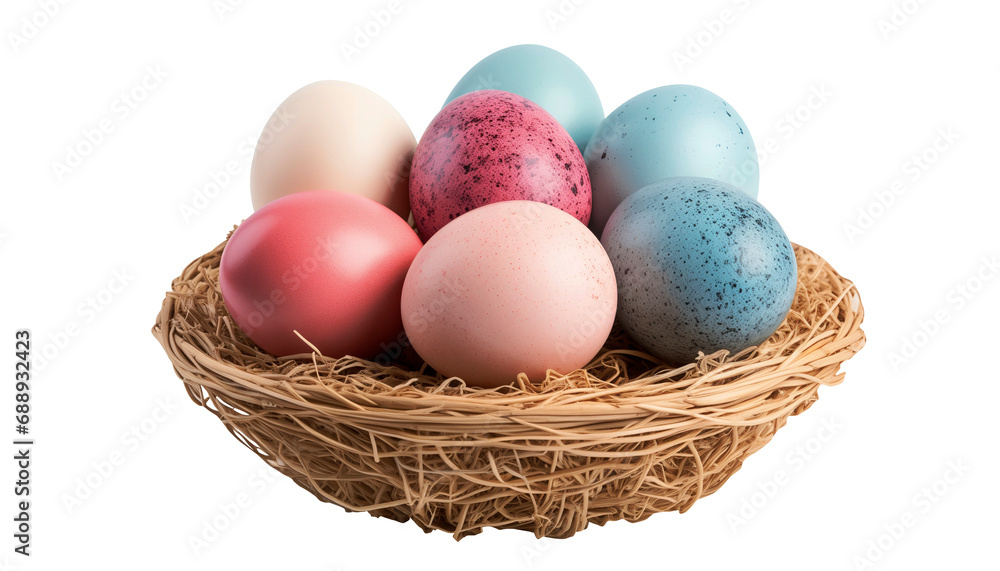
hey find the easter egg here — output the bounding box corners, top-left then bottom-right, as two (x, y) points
(250, 81), (415, 218)
(601, 177), (796, 366)
(409, 90), (591, 240)
(401, 201), (616, 388)
(220, 190), (422, 358)
(444, 44), (604, 152)
(585, 84), (758, 236)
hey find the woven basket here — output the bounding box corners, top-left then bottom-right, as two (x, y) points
(152, 234), (864, 540)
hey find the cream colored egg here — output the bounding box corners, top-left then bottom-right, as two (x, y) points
(250, 80), (415, 217)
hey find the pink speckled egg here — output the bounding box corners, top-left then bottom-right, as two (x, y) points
(400, 201), (616, 388)
(409, 90), (591, 240)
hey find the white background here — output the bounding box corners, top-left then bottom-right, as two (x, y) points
(2, 0), (997, 569)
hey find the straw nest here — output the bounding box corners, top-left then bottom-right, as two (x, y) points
(152, 234), (865, 540)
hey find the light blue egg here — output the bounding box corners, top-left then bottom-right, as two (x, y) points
(444, 44), (603, 153)
(601, 177), (796, 366)
(585, 85), (759, 236)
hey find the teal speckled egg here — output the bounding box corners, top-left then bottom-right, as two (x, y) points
(585, 84), (759, 236)
(445, 44), (603, 153)
(601, 177), (796, 366)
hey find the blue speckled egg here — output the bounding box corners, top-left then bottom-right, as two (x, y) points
(601, 177), (796, 366)
(585, 84), (759, 236)
(445, 44), (604, 153)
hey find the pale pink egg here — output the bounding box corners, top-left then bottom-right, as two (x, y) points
(401, 201), (616, 388)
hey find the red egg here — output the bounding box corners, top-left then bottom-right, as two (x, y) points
(219, 190), (422, 358)
(409, 90), (591, 240)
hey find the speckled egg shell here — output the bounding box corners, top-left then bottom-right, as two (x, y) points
(409, 90), (591, 240)
(585, 84), (759, 237)
(444, 44), (604, 153)
(401, 201), (616, 388)
(601, 177), (796, 366)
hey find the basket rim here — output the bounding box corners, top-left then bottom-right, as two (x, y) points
(150, 233), (866, 540)
(152, 238), (865, 425)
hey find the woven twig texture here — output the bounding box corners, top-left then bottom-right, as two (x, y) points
(153, 237), (864, 539)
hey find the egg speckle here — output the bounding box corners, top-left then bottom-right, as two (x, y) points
(443, 44), (604, 152)
(585, 84), (759, 236)
(409, 90), (591, 240)
(601, 177), (796, 365)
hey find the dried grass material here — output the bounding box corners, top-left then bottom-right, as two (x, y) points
(152, 235), (865, 540)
